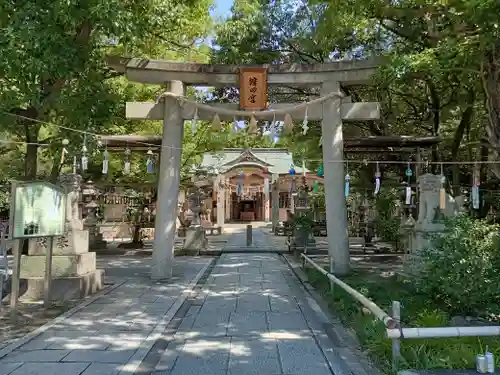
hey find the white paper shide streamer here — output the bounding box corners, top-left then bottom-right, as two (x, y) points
(102, 148), (109, 174)
(472, 166), (480, 209)
(124, 148), (131, 174)
(302, 106), (309, 135)
(81, 144), (88, 171)
(405, 164), (413, 205)
(192, 108), (198, 134)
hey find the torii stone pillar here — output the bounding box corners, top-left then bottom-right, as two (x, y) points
(151, 80), (184, 280)
(322, 81), (349, 275)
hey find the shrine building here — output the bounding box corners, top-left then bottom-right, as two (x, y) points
(200, 148), (321, 224)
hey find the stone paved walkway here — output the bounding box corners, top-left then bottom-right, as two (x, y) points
(153, 253), (342, 375)
(0, 257), (212, 375)
(0, 230), (366, 375)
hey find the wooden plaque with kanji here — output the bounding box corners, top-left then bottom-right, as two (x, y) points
(239, 67), (268, 110)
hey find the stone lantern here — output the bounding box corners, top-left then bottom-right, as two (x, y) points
(82, 181), (106, 250)
(290, 177), (316, 254)
(182, 187), (207, 253)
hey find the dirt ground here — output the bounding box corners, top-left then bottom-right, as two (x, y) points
(0, 300), (80, 350)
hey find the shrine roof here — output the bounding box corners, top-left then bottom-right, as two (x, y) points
(201, 148), (309, 175)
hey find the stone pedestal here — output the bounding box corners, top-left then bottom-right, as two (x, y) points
(85, 223), (107, 250)
(183, 227), (206, 252)
(21, 232), (104, 301)
(403, 173), (461, 276)
(19, 174), (105, 301)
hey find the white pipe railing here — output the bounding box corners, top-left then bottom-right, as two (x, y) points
(300, 253), (500, 368)
(387, 326), (500, 339)
(301, 253), (396, 329)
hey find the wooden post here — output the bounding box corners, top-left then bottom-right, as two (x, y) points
(392, 300), (401, 371)
(321, 81), (350, 276)
(44, 236), (54, 308)
(151, 81), (185, 280)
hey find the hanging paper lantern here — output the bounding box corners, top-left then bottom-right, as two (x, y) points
(289, 164), (296, 175)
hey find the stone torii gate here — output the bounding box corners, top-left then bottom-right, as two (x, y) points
(107, 56), (381, 278)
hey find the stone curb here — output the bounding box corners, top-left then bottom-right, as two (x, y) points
(280, 254), (381, 375)
(117, 257), (215, 375)
(0, 280), (127, 359)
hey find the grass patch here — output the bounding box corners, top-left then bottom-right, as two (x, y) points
(305, 267), (500, 373)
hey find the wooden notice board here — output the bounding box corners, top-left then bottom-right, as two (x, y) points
(239, 67), (268, 111)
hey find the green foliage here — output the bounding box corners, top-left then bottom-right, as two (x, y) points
(416, 216), (500, 316)
(373, 189), (401, 244)
(293, 212), (315, 231)
(306, 268), (500, 372)
(0, 0), (213, 179)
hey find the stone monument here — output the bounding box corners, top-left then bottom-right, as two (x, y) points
(20, 174), (104, 301)
(404, 173), (462, 275)
(183, 188), (207, 252)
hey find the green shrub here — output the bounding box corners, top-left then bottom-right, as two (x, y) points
(416, 216), (500, 316)
(374, 189), (402, 244)
(305, 267), (500, 373)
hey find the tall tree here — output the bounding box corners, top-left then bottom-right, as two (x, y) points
(0, 0), (212, 179)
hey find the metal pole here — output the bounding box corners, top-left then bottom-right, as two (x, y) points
(44, 236), (54, 308)
(246, 225), (252, 246)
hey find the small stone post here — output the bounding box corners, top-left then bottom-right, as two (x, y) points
(271, 174), (280, 232)
(246, 225), (252, 246)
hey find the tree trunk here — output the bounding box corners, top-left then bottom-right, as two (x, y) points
(427, 79), (441, 172)
(451, 101), (474, 195)
(483, 43), (500, 179)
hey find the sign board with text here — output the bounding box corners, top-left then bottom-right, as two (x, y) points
(239, 67), (268, 111)
(12, 181), (66, 239)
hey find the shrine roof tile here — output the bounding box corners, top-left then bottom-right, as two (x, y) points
(201, 148), (309, 174)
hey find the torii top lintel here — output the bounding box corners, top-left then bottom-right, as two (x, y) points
(106, 56), (383, 87)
